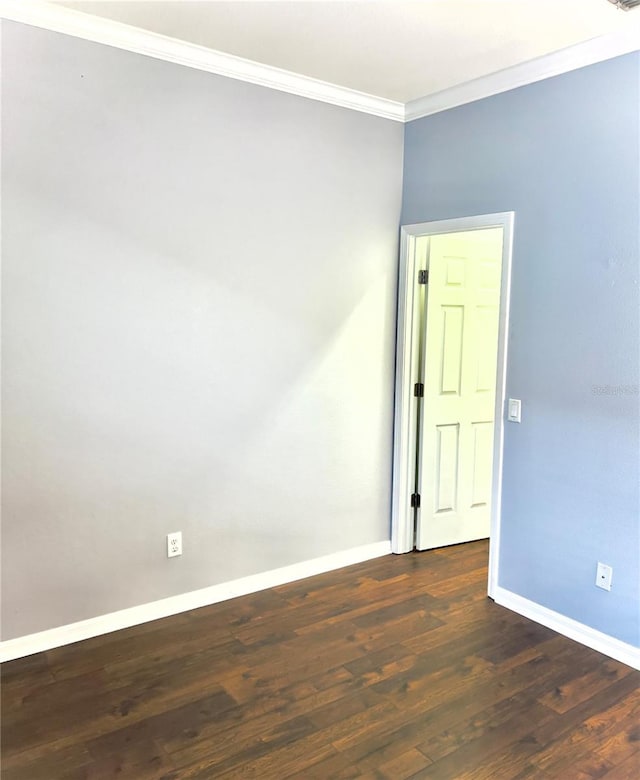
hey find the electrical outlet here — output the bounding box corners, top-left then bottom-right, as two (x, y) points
(595, 562), (612, 591)
(167, 531), (182, 558)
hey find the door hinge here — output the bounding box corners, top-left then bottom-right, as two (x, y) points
(414, 382), (424, 398)
(410, 493), (421, 509)
(418, 269), (429, 284)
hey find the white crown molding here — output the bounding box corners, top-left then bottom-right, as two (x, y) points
(0, 540), (391, 662)
(494, 585), (640, 671)
(405, 28), (640, 122)
(2, 1), (639, 123)
(0, 0), (405, 122)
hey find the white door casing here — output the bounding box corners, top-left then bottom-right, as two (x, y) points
(391, 213), (514, 599)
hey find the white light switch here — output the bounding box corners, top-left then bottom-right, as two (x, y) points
(508, 398), (521, 423)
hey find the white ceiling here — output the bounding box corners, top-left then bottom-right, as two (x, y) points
(52, 0), (639, 103)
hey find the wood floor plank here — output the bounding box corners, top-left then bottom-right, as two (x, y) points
(601, 750), (640, 779)
(291, 748), (363, 779)
(529, 682), (640, 775)
(595, 714), (640, 769)
(81, 738), (177, 780)
(2, 540), (639, 779)
(160, 665), (364, 767)
(537, 660), (633, 714)
(364, 746), (432, 779)
(0, 743), (93, 780)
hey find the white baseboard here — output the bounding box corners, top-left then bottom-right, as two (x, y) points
(6, 547), (637, 670)
(0, 540), (391, 662)
(493, 585), (640, 671)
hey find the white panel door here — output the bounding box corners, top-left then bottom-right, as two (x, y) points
(417, 228), (503, 550)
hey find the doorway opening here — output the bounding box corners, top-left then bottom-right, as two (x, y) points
(391, 213), (514, 598)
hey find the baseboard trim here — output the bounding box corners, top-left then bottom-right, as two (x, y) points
(493, 585), (640, 671)
(0, 540), (391, 662)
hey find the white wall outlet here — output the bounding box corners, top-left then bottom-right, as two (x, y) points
(595, 561), (612, 591)
(167, 531), (182, 558)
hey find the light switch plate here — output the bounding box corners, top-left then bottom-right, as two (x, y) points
(508, 398), (521, 423)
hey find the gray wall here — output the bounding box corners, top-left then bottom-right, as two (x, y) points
(1, 21), (403, 639)
(403, 53), (640, 647)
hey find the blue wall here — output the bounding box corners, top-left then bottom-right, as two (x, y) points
(402, 53), (640, 647)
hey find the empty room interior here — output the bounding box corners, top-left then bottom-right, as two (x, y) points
(1, 1), (640, 778)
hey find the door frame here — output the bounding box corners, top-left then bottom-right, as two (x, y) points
(391, 212), (514, 599)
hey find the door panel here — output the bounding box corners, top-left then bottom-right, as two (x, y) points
(440, 306), (464, 394)
(470, 421), (493, 507)
(435, 423), (459, 513)
(417, 228), (503, 550)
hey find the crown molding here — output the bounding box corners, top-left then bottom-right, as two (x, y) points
(1, 1), (639, 124)
(0, 0), (405, 122)
(405, 28), (640, 122)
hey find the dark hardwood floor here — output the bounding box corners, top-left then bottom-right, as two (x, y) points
(2, 540), (639, 779)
